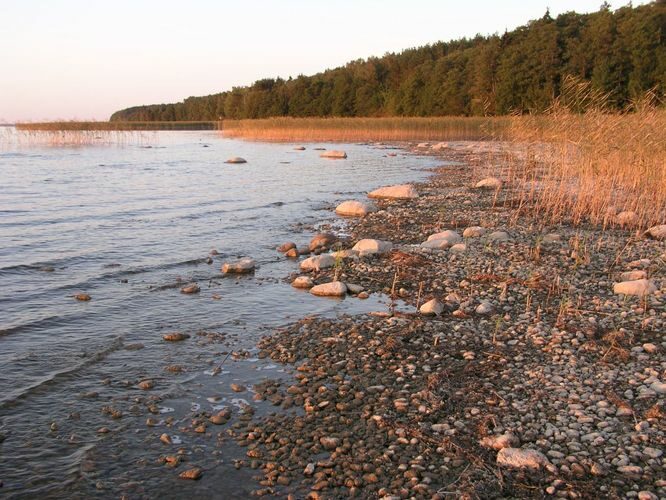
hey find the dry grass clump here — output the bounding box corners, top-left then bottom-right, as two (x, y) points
(221, 116), (510, 142)
(504, 78), (666, 228)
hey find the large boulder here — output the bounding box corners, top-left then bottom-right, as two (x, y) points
(320, 150), (347, 159)
(300, 254), (335, 271)
(368, 184), (418, 200)
(335, 200), (378, 217)
(497, 448), (549, 469)
(309, 233), (337, 251)
(225, 157), (247, 164)
(475, 177), (502, 189)
(613, 279), (657, 297)
(645, 225), (666, 240)
(352, 239), (392, 256)
(221, 258), (255, 274)
(310, 281), (347, 297)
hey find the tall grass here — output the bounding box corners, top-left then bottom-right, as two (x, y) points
(221, 116), (510, 142)
(503, 79), (665, 228)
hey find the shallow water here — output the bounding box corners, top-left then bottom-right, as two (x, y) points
(0, 130), (441, 498)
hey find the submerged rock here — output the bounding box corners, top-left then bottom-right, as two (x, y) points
(74, 293), (91, 301)
(319, 150), (347, 159)
(310, 281), (347, 297)
(163, 333), (190, 342)
(300, 254), (335, 271)
(368, 184), (418, 200)
(225, 157), (247, 164)
(335, 200), (377, 217)
(293, 146), (306, 151)
(179, 468), (203, 480)
(222, 258), (256, 274)
(180, 283), (200, 294)
(475, 177), (502, 189)
(613, 279), (657, 296)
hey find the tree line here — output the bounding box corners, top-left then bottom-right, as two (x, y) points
(110, 2), (665, 121)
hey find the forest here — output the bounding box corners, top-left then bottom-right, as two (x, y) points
(110, 2), (665, 121)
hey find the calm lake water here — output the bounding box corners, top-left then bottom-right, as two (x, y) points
(0, 129), (440, 498)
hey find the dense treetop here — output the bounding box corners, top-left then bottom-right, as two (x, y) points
(111, 1), (665, 121)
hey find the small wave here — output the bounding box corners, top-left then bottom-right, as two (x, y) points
(0, 337), (124, 409)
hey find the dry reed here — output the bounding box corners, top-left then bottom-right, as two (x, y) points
(502, 80), (665, 229)
(221, 116), (510, 142)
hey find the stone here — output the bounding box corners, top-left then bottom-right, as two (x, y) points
(475, 177), (502, 189)
(644, 224), (666, 240)
(613, 279), (657, 296)
(335, 200), (377, 217)
(463, 226), (486, 238)
(222, 258), (256, 274)
(620, 270), (647, 281)
(300, 254), (335, 271)
(285, 248), (299, 258)
(488, 231), (510, 242)
(650, 381), (666, 394)
(480, 433), (519, 451)
(615, 211), (638, 226)
(293, 146), (306, 151)
(163, 333), (190, 342)
(230, 383), (246, 393)
(542, 233), (562, 243)
(346, 283), (364, 294)
(179, 468), (203, 480)
(331, 249), (358, 259)
(277, 242), (296, 253)
(310, 282), (347, 297)
(319, 436), (340, 450)
(475, 301), (494, 315)
(497, 448), (549, 469)
(416, 142), (430, 148)
(449, 243), (467, 253)
(642, 447), (662, 459)
(320, 150), (347, 159)
(638, 492), (658, 500)
(225, 157), (247, 164)
(74, 293), (91, 301)
(426, 230), (462, 245)
(352, 239), (392, 256)
(180, 283), (200, 294)
(292, 276), (314, 289)
(368, 184), (418, 200)
(419, 299), (444, 316)
(309, 233), (337, 251)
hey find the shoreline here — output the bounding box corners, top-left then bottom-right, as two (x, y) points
(228, 142), (664, 498)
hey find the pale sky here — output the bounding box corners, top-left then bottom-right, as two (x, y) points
(0, 0), (648, 122)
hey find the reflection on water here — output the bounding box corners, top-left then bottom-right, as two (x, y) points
(0, 130), (440, 498)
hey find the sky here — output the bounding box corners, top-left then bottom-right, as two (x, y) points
(0, 0), (649, 122)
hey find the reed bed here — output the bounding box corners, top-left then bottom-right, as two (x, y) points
(501, 88), (666, 229)
(221, 116), (510, 142)
(16, 121), (220, 131)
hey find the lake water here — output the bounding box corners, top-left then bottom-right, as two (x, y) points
(0, 129), (440, 498)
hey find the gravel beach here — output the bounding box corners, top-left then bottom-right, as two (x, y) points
(233, 143), (665, 498)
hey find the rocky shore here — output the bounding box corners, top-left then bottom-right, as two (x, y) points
(231, 143), (664, 498)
